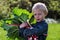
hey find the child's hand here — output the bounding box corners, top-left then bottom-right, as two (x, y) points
(19, 22), (28, 28)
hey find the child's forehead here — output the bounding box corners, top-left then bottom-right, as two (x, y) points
(33, 9), (43, 13)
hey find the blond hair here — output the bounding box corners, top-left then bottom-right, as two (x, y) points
(32, 2), (48, 15)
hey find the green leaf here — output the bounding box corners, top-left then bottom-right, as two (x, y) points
(2, 24), (12, 31)
(12, 7), (22, 16)
(29, 16), (34, 24)
(20, 13), (29, 22)
(13, 16), (22, 24)
(7, 26), (19, 39)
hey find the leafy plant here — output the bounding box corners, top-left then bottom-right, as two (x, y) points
(0, 27), (8, 40)
(2, 8), (36, 40)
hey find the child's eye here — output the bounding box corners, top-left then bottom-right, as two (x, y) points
(34, 14), (37, 15)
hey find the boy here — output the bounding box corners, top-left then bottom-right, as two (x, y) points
(19, 2), (48, 40)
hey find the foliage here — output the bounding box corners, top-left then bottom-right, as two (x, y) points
(49, 0), (60, 12)
(0, 27), (8, 40)
(12, 7), (35, 24)
(1, 8), (36, 40)
(0, 0), (60, 20)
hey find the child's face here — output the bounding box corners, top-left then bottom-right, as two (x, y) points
(33, 9), (45, 22)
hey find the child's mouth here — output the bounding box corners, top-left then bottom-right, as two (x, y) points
(37, 19), (40, 20)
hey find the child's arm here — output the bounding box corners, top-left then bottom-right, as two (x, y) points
(19, 22), (28, 37)
(23, 23), (48, 37)
(19, 22), (32, 37)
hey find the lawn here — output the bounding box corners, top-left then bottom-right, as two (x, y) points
(0, 23), (60, 40)
(46, 23), (60, 40)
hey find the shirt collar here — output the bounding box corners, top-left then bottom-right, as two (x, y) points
(36, 20), (45, 23)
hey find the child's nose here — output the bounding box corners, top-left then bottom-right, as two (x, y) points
(36, 15), (39, 18)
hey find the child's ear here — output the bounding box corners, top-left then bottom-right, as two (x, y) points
(45, 13), (48, 17)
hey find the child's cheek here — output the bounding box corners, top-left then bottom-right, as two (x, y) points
(34, 15), (36, 19)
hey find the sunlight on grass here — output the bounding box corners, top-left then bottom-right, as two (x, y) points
(46, 23), (60, 40)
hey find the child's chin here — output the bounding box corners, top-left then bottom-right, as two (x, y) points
(37, 20), (41, 22)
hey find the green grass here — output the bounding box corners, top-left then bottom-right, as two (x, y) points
(46, 23), (60, 40)
(0, 23), (60, 40)
(0, 27), (7, 40)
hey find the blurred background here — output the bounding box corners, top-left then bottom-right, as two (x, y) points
(0, 0), (60, 40)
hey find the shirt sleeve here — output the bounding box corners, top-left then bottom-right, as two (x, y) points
(19, 28), (25, 37)
(23, 23), (48, 37)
